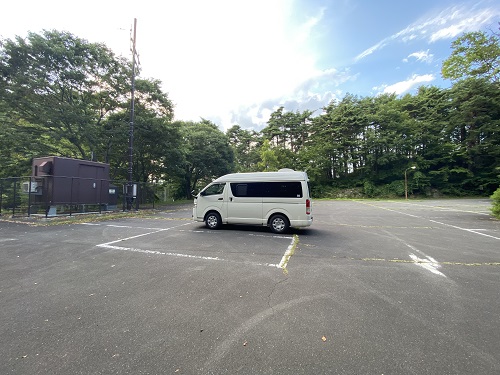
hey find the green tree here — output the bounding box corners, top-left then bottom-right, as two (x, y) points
(1, 30), (178, 185)
(260, 107), (313, 173)
(400, 86), (451, 192)
(262, 107), (286, 147)
(442, 30), (500, 83)
(179, 120), (234, 198)
(226, 125), (260, 172)
(103, 104), (181, 183)
(262, 107), (312, 153)
(0, 30), (130, 161)
(447, 78), (500, 193)
(257, 139), (280, 171)
(97, 77), (175, 180)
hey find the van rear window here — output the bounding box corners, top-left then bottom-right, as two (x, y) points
(230, 182), (302, 198)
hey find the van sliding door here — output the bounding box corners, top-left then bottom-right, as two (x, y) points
(227, 183), (263, 225)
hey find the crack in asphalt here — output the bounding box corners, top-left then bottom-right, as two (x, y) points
(267, 277), (289, 314)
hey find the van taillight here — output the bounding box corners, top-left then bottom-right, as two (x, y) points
(306, 199), (311, 215)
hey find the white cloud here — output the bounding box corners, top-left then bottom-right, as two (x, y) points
(355, 40), (387, 62)
(403, 50), (434, 63)
(295, 7), (327, 44)
(1, 0), (331, 130)
(355, 3), (500, 62)
(222, 68), (354, 130)
(429, 8), (497, 42)
(226, 90), (337, 131)
(146, 1), (329, 129)
(379, 74), (435, 95)
(396, 4), (499, 44)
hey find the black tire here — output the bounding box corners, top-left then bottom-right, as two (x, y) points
(269, 214), (289, 234)
(205, 211), (222, 230)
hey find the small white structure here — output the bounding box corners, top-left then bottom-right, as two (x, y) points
(192, 169), (313, 233)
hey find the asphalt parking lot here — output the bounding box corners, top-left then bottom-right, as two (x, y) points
(1, 199), (499, 374)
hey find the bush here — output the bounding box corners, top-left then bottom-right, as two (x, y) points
(311, 185), (363, 199)
(374, 181), (406, 198)
(363, 181), (376, 197)
(491, 187), (500, 219)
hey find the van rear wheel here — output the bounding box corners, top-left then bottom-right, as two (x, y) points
(205, 211), (222, 230)
(269, 214), (289, 234)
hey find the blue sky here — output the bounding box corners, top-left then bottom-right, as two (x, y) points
(1, 0), (499, 130)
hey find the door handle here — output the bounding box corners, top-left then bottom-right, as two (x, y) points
(230, 197), (233, 201)
(218, 197), (223, 201)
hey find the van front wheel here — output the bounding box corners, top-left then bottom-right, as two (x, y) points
(205, 212), (222, 230)
(269, 214), (289, 234)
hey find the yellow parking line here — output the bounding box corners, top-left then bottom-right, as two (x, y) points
(355, 257), (500, 267)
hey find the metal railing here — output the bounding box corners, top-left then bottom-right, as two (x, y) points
(0, 176), (160, 218)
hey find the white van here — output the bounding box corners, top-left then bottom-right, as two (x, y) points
(192, 169), (313, 233)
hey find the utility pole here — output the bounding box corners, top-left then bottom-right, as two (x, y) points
(127, 18), (137, 210)
(404, 166), (416, 200)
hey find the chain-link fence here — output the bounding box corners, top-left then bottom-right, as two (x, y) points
(0, 176), (162, 218)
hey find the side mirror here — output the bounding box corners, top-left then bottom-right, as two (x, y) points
(191, 190), (198, 197)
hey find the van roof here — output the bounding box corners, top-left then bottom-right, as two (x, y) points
(214, 169), (308, 183)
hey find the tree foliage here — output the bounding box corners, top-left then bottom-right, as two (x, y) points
(0, 30), (131, 160)
(442, 30), (500, 83)
(1, 29), (499, 200)
(178, 120), (234, 198)
(226, 125), (260, 172)
(491, 186), (500, 218)
(252, 76), (500, 197)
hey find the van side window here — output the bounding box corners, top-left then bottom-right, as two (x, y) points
(230, 183), (263, 197)
(203, 183), (225, 196)
(235, 184), (247, 197)
(230, 182), (302, 198)
(265, 182), (302, 198)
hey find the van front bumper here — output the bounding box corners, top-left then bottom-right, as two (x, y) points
(192, 208), (204, 222)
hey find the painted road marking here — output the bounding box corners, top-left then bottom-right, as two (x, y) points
(80, 223), (179, 231)
(429, 219), (500, 241)
(97, 242), (281, 268)
(84, 223), (294, 241)
(408, 253), (445, 277)
(401, 202), (491, 215)
(93, 221), (293, 269)
(278, 235), (299, 272)
(249, 233), (293, 240)
(320, 222), (437, 229)
(383, 230), (446, 277)
(355, 258), (500, 266)
(357, 201), (500, 241)
(97, 221), (192, 245)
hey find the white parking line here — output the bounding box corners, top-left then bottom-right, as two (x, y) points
(97, 242), (281, 268)
(0, 238), (17, 242)
(94, 222), (289, 269)
(358, 202), (500, 241)
(97, 243), (222, 261)
(80, 223), (168, 231)
(97, 222), (192, 247)
(429, 219), (500, 241)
